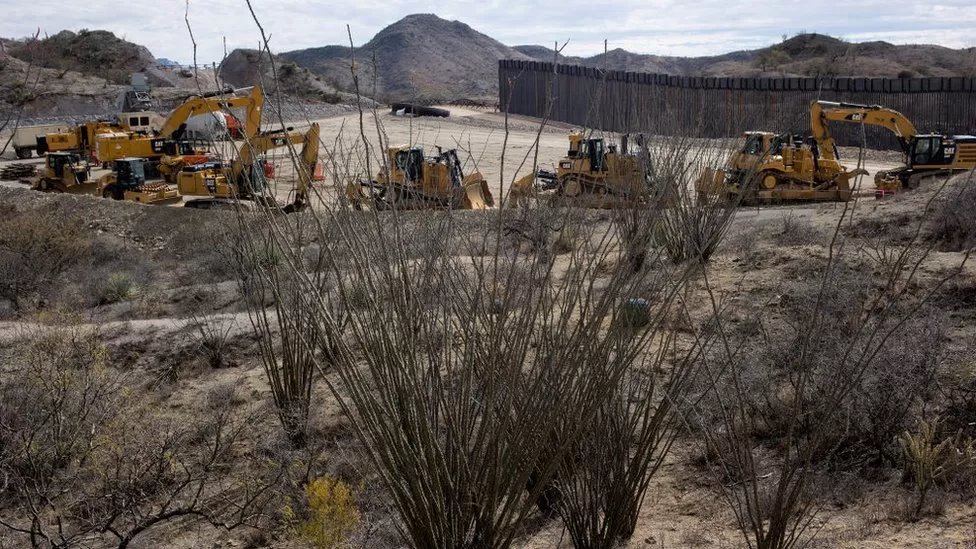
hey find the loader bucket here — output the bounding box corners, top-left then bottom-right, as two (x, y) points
(462, 173), (494, 209)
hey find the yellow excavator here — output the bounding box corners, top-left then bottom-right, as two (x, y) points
(346, 146), (494, 210)
(175, 122), (320, 212)
(807, 101), (976, 194)
(30, 152), (93, 194)
(95, 85), (264, 180)
(508, 131), (649, 208)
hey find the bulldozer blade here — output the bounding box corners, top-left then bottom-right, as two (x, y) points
(462, 174), (494, 209)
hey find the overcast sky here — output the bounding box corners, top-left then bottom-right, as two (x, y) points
(2, 0), (974, 64)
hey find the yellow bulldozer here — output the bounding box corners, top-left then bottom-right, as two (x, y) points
(30, 152), (93, 194)
(175, 123), (320, 212)
(346, 146), (494, 210)
(696, 100), (876, 204)
(508, 131), (649, 208)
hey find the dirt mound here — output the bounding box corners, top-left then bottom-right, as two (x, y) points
(281, 13), (532, 102)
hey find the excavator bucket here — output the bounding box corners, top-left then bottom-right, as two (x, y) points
(461, 173), (494, 209)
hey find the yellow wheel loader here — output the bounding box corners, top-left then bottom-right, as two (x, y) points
(97, 158), (180, 205)
(346, 146), (494, 210)
(509, 132), (649, 208)
(30, 152), (94, 194)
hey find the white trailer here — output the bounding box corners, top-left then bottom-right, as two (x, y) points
(8, 123), (69, 159)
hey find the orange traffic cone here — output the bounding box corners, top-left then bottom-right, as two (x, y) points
(313, 160), (325, 182)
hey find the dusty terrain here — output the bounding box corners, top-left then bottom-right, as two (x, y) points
(1, 107), (975, 549)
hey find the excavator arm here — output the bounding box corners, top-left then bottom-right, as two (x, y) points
(159, 86), (264, 139)
(810, 100), (918, 161)
(232, 123), (320, 212)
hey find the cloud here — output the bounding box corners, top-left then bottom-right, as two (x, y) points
(0, 0), (972, 63)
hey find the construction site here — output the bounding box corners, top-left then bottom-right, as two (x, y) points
(1, 7), (976, 549)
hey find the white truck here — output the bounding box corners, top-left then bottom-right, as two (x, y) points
(8, 123), (69, 159)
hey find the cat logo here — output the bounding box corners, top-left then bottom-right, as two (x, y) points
(847, 114), (863, 122)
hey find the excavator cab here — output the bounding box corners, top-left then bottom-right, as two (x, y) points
(909, 136), (946, 166)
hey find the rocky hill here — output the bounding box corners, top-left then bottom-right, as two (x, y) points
(514, 34), (976, 78)
(281, 14), (531, 102)
(218, 48), (352, 104)
(6, 30), (163, 86)
(0, 30), (359, 123)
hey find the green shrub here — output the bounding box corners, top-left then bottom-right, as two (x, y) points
(98, 272), (136, 305)
(284, 476), (360, 548)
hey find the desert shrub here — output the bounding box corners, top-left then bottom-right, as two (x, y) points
(899, 418), (976, 519)
(183, 294), (236, 369)
(931, 173), (976, 251)
(0, 205), (91, 310)
(97, 271), (137, 304)
(772, 212), (826, 247)
(697, 257), (945, 471)
(0, 339), (280, 547)
(284, 476), (360, 549)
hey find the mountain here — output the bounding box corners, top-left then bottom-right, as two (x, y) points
(514, 33), (976, 79)
(281, 14), (531, 102)
(218, 48), (355, 104)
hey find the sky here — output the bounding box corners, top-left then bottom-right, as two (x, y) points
(0, 0), (974, 64)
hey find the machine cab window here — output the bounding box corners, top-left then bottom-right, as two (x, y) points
(395, 148), (424, 182)
(742, 134), (765, 156)
(911, 136), (944, 166)
(583, 138), (606, 171)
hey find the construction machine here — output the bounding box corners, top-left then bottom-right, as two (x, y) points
(697, 100), (976, 203)
(97, 158), (181, 205)
(508, 131), (649, 208)
(95, 86), (264, 179)
(175, 123), (320, 212)
(696, 115), (868, 204)
(37, 120), (124, 160)
(346, 146), (494, 210)
(30, 152), (93, 194)
(804, 101), (976, 194)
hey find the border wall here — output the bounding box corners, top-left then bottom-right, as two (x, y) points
(498, 59), (976, 149)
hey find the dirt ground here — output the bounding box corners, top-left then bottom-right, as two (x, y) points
(0, 107), (974, 549)
(0, 105), (903, 206)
